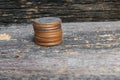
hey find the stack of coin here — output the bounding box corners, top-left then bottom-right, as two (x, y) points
(33, 17), (62, 46)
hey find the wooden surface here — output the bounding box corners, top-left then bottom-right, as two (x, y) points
(0, 21), (120, 79)
(0, 0), (120, 23)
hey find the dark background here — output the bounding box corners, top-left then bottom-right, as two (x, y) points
(0, 0), (120, 23)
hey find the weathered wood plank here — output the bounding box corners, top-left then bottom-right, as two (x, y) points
(0, 22), (120, 79)
(0, 1), (120, 23)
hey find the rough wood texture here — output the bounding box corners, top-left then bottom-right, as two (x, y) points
(0, 0), (120, 23)
(0, 21), (120, 79)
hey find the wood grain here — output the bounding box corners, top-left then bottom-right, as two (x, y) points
(0, 22), (120, 79)
(0, 0), (120, 23)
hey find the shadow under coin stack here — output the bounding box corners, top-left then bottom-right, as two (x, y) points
(33, 17), (62, 46)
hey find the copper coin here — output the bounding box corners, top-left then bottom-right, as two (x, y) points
(34, 29), (62, 37)
(35, 39), (62, 46)
(35, 36), (62, 42)
(34, 25), (61, 31)
(33, 22), (61, 28)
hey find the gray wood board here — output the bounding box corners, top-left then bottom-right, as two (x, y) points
(0, 22), (120, 79)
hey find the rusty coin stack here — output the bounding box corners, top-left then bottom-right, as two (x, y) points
(33, 17), (62, 46)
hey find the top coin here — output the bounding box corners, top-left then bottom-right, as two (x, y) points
(34, 17), (62, 24)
